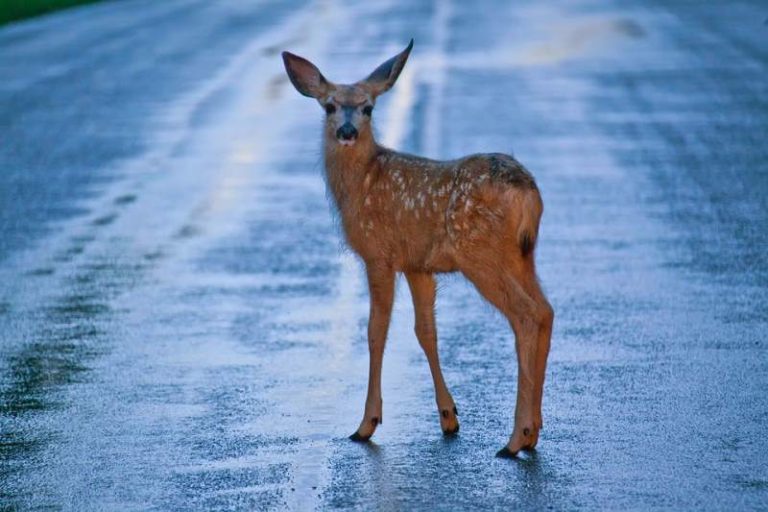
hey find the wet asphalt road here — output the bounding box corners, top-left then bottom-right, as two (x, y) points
(1, 0), (767, 510)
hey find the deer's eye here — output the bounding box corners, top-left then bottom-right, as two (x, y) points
(325, 103), (336, 115)
(362, 105), (373, 116)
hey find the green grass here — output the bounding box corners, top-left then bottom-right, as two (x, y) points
(0, 0), (103, 26)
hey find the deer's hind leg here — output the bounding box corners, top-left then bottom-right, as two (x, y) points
(527, 277), (553, 446)
(405, 272), (459, 435)
(459, 256), (552, 456)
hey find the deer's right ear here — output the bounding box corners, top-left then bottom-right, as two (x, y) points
(362, 39), (414, 97)
(282, 51), (329, 98)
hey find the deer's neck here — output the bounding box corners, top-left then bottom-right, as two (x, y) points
(323, 129), (380, 213)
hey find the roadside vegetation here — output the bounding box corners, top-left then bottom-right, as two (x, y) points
(1, 0), (102, 25)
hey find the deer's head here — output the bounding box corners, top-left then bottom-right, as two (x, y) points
(282, 40), (413, 147)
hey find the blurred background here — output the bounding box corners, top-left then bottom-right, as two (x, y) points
(1, 0), (766, 510)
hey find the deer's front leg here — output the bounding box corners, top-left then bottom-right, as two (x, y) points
(349, 263), (395, 442)
(405, 272), (459, 435)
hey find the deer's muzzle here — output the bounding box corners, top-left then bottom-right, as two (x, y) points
(336, 123), (358, 143)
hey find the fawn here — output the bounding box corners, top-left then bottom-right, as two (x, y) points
(282, 40), (553, 457)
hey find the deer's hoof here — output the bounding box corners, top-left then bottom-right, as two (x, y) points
(442, 424), (460, 436)
(350, 416), (380, 442)
(439, 407), (460, 436)
(495, 446), (518, 459)
(349, 431), (371, 443)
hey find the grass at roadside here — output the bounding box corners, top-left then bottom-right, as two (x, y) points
(0, 0), (103, 26)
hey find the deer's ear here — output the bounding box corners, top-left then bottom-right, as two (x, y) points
(282, 51), (329, 98)
(361, 39), (413, 96)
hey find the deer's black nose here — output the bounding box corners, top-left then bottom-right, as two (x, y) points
(336, 123), (358, 141)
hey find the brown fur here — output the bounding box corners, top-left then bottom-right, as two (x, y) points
(283, 40), (553, 456)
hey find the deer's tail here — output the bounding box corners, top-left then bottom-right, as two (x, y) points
(516, 191), (543, 259)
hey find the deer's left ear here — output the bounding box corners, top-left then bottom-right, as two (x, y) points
(361, 39), (413, 97)
(282, 51), (329, 98)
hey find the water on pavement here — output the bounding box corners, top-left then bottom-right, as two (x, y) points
(1, 0), (766, 510)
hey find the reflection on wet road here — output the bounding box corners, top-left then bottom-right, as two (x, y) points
(1, 0), (766, 509)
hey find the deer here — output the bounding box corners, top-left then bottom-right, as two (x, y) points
(281, 39), (553, 458)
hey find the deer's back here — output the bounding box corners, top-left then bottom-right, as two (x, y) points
(343, 149), (540, 272)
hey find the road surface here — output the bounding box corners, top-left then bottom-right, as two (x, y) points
(1, 0), (767, 509)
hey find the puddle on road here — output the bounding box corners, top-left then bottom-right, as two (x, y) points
(440, 14), (645, 72)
